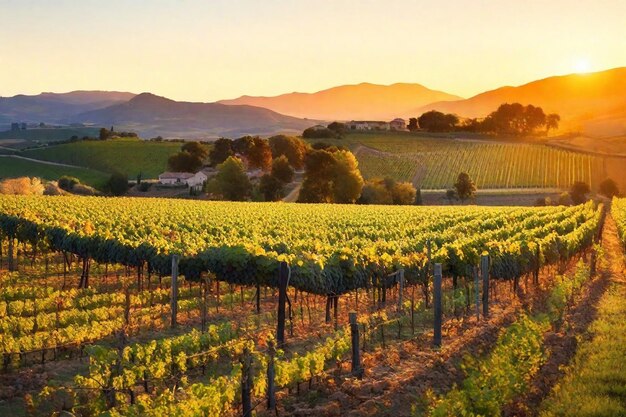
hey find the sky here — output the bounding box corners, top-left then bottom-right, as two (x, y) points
(1, 0), (625, 102)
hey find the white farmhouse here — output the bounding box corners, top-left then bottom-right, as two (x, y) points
(158, 171), (208, 190)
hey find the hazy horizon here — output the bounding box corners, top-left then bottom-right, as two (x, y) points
(1, 0), (625, 103)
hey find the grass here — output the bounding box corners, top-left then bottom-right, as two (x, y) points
(539, 276), (626, 416)
(21, 137), (187, 178)
(0, 157), (109, 188)
(0, 127), (100, 143)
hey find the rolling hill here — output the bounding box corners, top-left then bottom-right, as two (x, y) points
(75, 93), (317, 139)
(415, 67), (626, 136)
(0, 91), (136, 125)
(218, 82), (462, 121)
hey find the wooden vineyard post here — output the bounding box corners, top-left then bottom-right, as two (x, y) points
(433, 263), (442, 348)
(267, 339), (276, 411)
(426, 239), (432, 307)
(481, 255), (490, 318)
(397, 269), (405, 314)
(349, 312), (363, 379)
(170, 255), (179, 328)
(473, 266), (480, 321)
(534, 244), (541, 285)
(124, 287), (131, 326)
(241, 347), (252, 417)
(8, 237), (15, 272)
(277, 261), (289, 347)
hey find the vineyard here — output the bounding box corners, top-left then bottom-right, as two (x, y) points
(345, 134), (605, 189)
(0, 195), (609, 416)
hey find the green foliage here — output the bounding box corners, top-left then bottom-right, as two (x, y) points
(268, 135), (308, 170)
(454, 172), (477, 202)
(105, 172), (129, 196)
(209, 138), (234, 167)
(418, 110), (459, 132)
(259, 174), (284, 201)
(57, 176), (80, 191)
(298, 149), (363, 203)
(359, 177), (416, 205)
(599, 178), (619, 198)
(212, 156), (251, 201)
(570, 181), (591, 205)
(271, 155), (295, 183)
(246, 137), (272, 171)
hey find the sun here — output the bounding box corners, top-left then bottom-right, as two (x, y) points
(573, 59), (591, 74)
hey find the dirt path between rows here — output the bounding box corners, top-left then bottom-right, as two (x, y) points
(264, 261), (585, 417)
(505, 213), (623, 416)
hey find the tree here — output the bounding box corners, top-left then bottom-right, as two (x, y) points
(332, 151), (364, 203)
(327, 122), (347, 138)
(298, 150), (337, 203)
(445, 189), (457, 204)
(58, 176), (80, 191)
(247, 137), (273, 171)
(391, 181), (417, 205)
(212, 156), (251, 201)
(358, 178), (416, 205)
(168, 151), (203, 173)
(181, 141), (208, 160)
(106, 172), (128, 196)
(232, 136), (255, 155)
(546, 113), (560, 134)
(268, 135), (308, 170)
(569, 181), (591, 205)
(259, 174), (285, 201)
(408, 117), (419, 132)
(417, 111), (458, 132)
(271, 155), (294, 183)
(99, 128), (110, 141)
(414, 188), (423, 205)
(302, 127), (335, 139)
(359, 181), (393, 205)
(454, 172), (476, 202)
(599, 178), (619, 198)
(209, 138), (234, 166)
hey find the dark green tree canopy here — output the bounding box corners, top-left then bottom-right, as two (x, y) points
(209, 138), (234, 166)
(268, 135), (309, 170)
(454, 172), (477, 202)
(599, 178), (619, 198)
(570, 181), (591, 205)
(212, 156), (251, 201)
(417, 110), (459, 132)
(259, 174), (285, 202)
(271, 155), (295, 183)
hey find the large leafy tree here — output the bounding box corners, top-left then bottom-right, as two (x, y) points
(298, 149), (363, 203)
(268, 135), (309, 170)
(417, 110), (459, 132)
(271, 155), (295, 183)
(247, 137), (272, 171)
(209, 138), (234, 166)
(212, 157), (251, 201)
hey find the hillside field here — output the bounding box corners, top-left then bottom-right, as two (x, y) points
(314, 133), (610, 190)
(0, 156), (110, 187)
(0, 127), (100, 146)
(21, 137), (188, 179)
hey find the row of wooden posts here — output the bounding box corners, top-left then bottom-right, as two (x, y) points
(167, 254), (492, 416)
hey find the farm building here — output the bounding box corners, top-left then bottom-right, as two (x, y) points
(389, 118), (407, 131)
(158, 171), (207, 190)
(346, 121), (390, 131)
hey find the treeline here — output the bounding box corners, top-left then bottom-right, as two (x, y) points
(165, 135), (423, 205)
(411, 103), (560, 136)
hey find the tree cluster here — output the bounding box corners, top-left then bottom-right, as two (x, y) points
(298, 144), (363, 204)
(417, 111), (459, 132)
(358, 178), (418, 205)
(302, 122), (347, 139)
(167, 141), (209, 173)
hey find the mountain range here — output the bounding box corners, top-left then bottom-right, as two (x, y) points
(416, 67), (626, 136)
(218, 82), (461, 121)
(1, 67), (625, 138)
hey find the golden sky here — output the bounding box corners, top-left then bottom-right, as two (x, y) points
(1, 0), (625, 101)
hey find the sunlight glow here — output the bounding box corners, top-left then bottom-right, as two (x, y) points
(574, 59), (591, 74)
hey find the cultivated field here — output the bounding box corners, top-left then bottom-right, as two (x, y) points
(0, 195), (609, 416)
(341, 133), (605, 189)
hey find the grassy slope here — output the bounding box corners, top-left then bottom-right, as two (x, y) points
(539, 217), (626, 417)
(0, 127), (100, 142)
(0, 157), (109, 187)
(22, 138), (186, 178)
